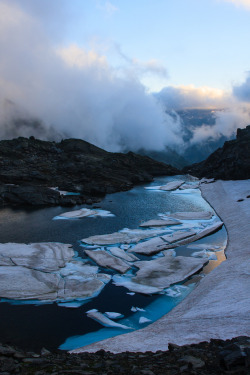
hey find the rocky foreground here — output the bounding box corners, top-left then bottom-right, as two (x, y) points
(183, 125), (250, 179)
(0, 137), (180, 207)
(0, 337), (249, 375)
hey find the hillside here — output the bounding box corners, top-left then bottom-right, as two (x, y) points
(0, 137), (180, 206)
(183, 125), (250, 179)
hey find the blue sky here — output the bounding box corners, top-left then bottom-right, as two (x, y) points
(0, 0), (250, 150)
(14, 0), (250, 92)
(46, 0), (250, 92)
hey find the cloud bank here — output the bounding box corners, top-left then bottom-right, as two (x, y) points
(0, 0), (183, 152)
(0, 0), (249, 154)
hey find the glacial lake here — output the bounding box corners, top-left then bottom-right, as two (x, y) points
(0, 176), (227, 352)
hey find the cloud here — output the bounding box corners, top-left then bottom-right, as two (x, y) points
(233, 72), (250, 102)
(189, 107), (250, 144)
(0, 0), (181, 152)
(114, 44), (168, 81)
(156, 83), (250, 146)
(96, 1), (119, 16)
(221, 0), (250, 10)
(155, 85), (230, 110)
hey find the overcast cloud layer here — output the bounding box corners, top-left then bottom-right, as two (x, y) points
(0, 0), (250, 152)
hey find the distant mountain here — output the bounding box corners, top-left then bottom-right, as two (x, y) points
(176, 109), (234, 164)
(137, 147), (189, 169)
(140, 108), (231, 168)
(183, 125), (250, 180)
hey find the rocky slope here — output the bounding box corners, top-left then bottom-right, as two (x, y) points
(0, 137), (180, 207)
(182, 125), (250, 179)
(0, 337), (249, 375)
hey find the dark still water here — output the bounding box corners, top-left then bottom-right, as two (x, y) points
(0, 176), (227, 351)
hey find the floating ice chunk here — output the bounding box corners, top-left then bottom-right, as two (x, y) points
(59, 261), (99, 278)
(168, 212), (213, 220)
(57, 208), (97, 219)
(129, 237), (167, 255)
(131, 306), (146, 312)
(161, 221), (224, 249)
(86, 309), (98, 313)
(120, 244), (130, 250)
(0, 242), (74, 272)
(104, 312), (124, 320)
(159, 180), (185, 191)
(81, 228), (169, 245)
(127, 292), (135, 295)
(0, 242), (111, 302)
(56, 208), (114, 219)
(84, 249), (131, 273)
(86, 310), (132, 329)
(108, 247), (139, 262)
(132, 253), (207, 289)
(94, 210), (115, 217)
(139, 317), (152, 324)
(179, 183), (200, 190)
(113, 275), (162, 294)
(0, 265), (60, 300)
(57, 301), (87, 308)
(139, 219), (181, 227)
(161, 229), (197, 244)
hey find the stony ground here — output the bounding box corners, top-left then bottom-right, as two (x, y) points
(0, 337), (249, 375)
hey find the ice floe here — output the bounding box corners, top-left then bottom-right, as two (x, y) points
(139, 219), (181, 227)
(179, 183), (200, 190)
(55, 208), (114, 219)
(0, 242), (111, 302)
(162, 221), (224, 250)
(113, 253), (207, 294)
(81, 228), (171, 245)
(131, 253), (207, 289)
(86, 310), (132, 330)
(108, 247), (139, 262)
(159, 180), (185, 191)
(130, 229), (196, 256)
(161, 229), (197, 243)
(139, 317), (152, 324)
(129, 237), (167, 256)
(131, 306), (146, 312)
(0, 242), (75, 272)
(84, 249), (131, 273)
(104, 312), (124, 320)
(113, 275), (162, 294)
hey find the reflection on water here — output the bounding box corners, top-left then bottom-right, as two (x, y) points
(0, 176), (227, 351)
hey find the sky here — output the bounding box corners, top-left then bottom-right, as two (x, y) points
(0, 0), (250, 151)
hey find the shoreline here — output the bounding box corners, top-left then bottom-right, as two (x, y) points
(72, 179), (250, 354)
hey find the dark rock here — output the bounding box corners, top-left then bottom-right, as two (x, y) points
(0, 137), (180, 207)
(183, 125), (250, 180)
(1, 337), (249, 375)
